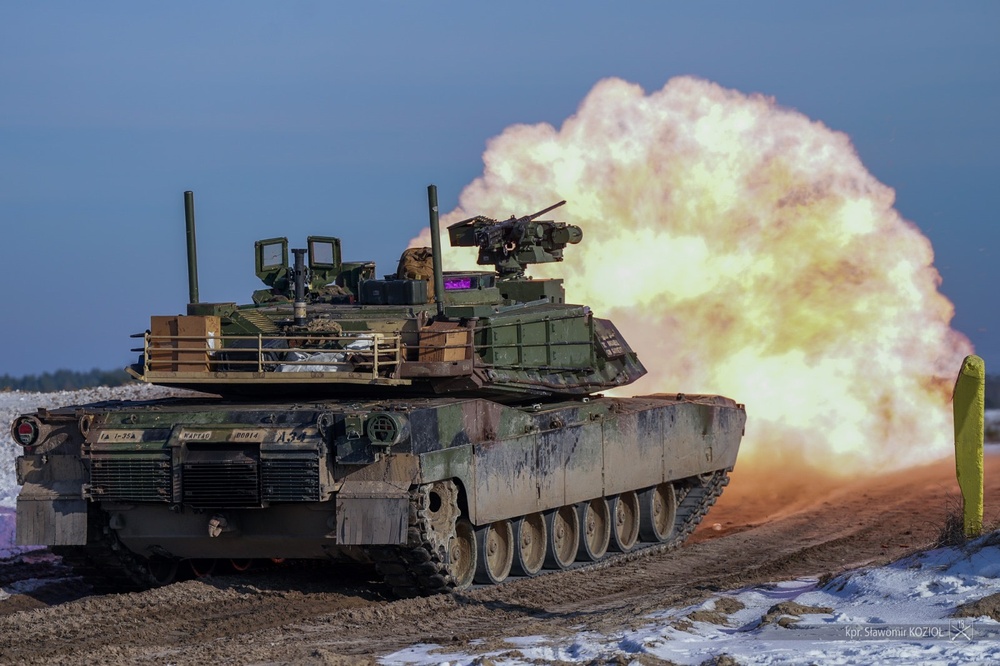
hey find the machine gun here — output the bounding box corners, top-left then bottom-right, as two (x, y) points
(447, 200), (582, 279)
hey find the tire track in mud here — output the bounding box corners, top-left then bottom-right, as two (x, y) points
(0, 454), (995, 665)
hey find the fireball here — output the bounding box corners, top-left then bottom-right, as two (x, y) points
(414, 76), (971, 475)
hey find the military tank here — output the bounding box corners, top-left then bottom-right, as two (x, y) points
(11, 187), (745, 596)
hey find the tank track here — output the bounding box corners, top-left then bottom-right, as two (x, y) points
(370, 469), (730, 596)
(51, 506), (166, 594)
(368, 484), (457, 598)
(667, 468), (730, 548)
(54, 471), (729, 597)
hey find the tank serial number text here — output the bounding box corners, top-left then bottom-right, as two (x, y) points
(228, 429), (266, 442)
(179, 430), (213, 441)
(97, 430), (143, 442)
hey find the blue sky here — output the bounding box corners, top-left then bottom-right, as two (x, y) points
(1, 2), (997, 376)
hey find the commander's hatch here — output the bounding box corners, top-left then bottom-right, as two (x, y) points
(306, 236), (341, 291)
(255, 237), (289, 291)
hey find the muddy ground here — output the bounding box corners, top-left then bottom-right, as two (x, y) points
(1, 454), (997, 665)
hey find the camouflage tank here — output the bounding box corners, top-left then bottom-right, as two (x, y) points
(11, 187), (745, 595)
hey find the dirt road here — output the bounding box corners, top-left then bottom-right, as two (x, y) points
(1, 452), (996, 665)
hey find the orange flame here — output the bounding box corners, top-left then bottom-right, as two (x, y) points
(414, 76), (972, 476)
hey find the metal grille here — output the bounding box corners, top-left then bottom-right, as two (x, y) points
(367, 414), (398, 444)
(236, 309), (280, 333)
(182, 461), (260, 508)
(261, 458), (321, 502)
(90, 456), (171, 503)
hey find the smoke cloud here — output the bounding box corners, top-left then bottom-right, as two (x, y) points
(416, 76), (972, 475)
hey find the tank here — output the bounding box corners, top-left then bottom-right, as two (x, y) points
(11, 187), (746, 595)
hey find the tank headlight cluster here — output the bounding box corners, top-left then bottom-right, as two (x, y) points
(12, 417), (41, 447)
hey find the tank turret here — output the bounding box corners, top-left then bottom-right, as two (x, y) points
(127, 187), (645, 400)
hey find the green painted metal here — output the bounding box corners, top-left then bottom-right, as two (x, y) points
(427, 184), (446, 317)
(10, 188), (746, 594)
(254, 237), (289, 292)
(184, 191), (200, 304)
(306, 235), (342, 290)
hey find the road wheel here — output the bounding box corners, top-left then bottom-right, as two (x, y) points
(577, 497), (611, 561)
(512, 513), (547, 576)
(609, 491), (640, 552)
(147, 556), (179, 585)
(544, 506), (579, 569)
(188, 558), (217, 578)
(474, 520), (514, 585)
(449, 518), (477, 590)
(639, 482), (677, 543)
(229, 558), (253, 572)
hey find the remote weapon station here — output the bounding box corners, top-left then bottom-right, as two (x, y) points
(12, 187), (745, 595)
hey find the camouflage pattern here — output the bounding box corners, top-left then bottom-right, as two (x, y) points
(11, 191), (746, 594)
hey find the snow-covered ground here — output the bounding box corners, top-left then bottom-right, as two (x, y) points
(384, 536), (1000, 665)
(382, 414), (1000, 665)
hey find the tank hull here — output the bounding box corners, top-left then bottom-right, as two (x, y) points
(15, 393), (744, 592)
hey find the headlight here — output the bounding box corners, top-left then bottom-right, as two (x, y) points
(12, 417), (41, 447)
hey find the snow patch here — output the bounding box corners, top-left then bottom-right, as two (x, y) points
(381, 537), (1000, 665)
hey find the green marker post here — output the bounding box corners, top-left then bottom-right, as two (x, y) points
(953, 354), (985, 538)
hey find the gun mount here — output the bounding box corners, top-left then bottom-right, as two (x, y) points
(447, 201), (582, 279)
